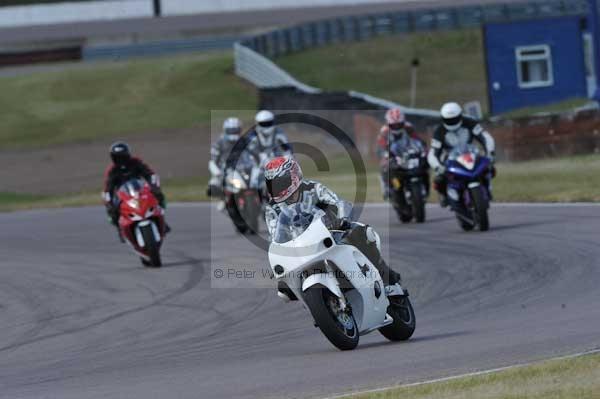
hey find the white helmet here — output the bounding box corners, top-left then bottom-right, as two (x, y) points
(441, 102), (463, 131)
(223, 117), (242, 142)
(255, 110), (275, 146)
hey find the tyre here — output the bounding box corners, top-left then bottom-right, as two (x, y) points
(457, 215), (475, 231)
(470, 186), (490, 231)
(227, 202), (248, 234)
(390, 189), (411, 223)
(243, 194), (260, 235)
(304, 287), (359, 350)
(399, 211), (412, 223)
(140, 224), (162, 267)
(379, 296), (416, 341)
(234, 222), (248, 234)
(410, 182), (426, 223)
(140, 257), (151, 267)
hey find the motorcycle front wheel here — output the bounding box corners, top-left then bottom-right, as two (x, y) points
(241, 193), (260, 235)
(410, 182), (426, 223)
(470, 186), (490, 231)
(379, 295), (415, 341)
(140, 224), (162, 267)
(392, 190), (412, 223)
(304, 287), (359, 350)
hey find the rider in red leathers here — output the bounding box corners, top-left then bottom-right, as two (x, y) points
(103, 142), (168, 240)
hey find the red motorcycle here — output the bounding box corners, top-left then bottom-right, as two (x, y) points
(117, 178), (167, 267)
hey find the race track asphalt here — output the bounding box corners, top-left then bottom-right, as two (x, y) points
(0, 203), (599, 399)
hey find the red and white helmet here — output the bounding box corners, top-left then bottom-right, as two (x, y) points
(264, 156), (303, 203)
(385, 108), (407, 137)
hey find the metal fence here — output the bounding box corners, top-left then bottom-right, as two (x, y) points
(233, 42), (321, 93)
(239, 0), (587, 58)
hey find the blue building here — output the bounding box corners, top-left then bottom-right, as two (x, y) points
(484, 16), (594, 114)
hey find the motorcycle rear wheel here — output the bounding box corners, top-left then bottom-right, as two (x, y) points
(304, 287), (359, 350)
(140, 225), (162, 267)
(379, 295), (416, 341)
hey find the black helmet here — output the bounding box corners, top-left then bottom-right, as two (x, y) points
(110, 142), (131, 166)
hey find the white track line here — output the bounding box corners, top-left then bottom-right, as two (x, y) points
(323, 348), (600, 399)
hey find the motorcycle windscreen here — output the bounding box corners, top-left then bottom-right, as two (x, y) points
(119, 178), (146, 196)
(272, 204), (325, 244)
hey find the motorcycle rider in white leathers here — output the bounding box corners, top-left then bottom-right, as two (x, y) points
(247, 110), (292, 163)
(263, 155), (403, 288)
(208, 117), (243, 209)
(428, 102), (496, 207)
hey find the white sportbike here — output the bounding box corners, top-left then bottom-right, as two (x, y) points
(268, 204), (415, 350)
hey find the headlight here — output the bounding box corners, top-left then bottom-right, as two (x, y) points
(127, 199), (139, 209)
(231, 178), (246, 190)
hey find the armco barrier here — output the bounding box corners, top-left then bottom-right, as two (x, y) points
(83, 36), (242, 61)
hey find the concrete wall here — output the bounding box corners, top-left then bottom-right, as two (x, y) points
(0, 0), (419, 28)
(163, 0), (419, 16)
(0, 1), (152, 28)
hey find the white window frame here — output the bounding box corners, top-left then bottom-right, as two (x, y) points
(583, 33), (597, 98)
(515, 44), (554, 89)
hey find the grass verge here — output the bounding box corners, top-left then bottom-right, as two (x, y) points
(0, 52), (256, 149)
(276, 30), (487, 113)
(500, 98), (592, 119)
(339, 352), (600, 399)
(1, 155), (598, 212)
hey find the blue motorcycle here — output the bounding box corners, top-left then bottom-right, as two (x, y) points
(444, 144), (493, 231)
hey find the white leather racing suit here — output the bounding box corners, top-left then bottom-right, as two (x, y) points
(265, 180), (351, 237)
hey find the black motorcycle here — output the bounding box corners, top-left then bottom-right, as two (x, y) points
(388, 138), (429, 223)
